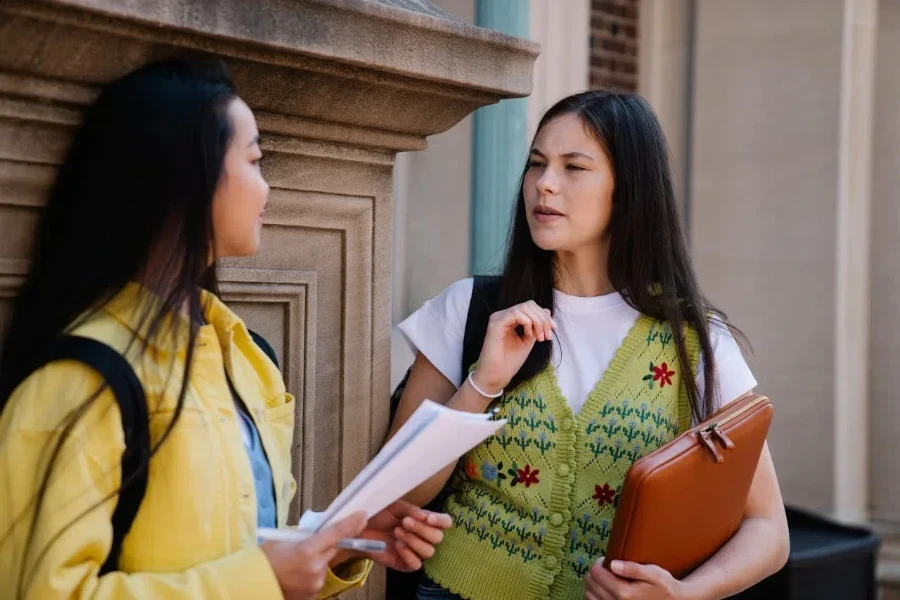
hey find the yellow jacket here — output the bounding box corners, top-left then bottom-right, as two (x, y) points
(0, 283), (370, 599)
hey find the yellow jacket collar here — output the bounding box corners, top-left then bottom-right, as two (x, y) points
(100, 282), (244, 352)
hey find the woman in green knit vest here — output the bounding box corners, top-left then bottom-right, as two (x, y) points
(390, 90), (790, 600)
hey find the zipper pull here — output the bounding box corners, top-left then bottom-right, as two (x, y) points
(711, 424), (735, 450)
(697, 429), (725, 463)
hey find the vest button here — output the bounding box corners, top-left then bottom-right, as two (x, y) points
(556, 464), (570, 477)
(561, 419), (574, 432)
(550, 513), (564, 527)
(544, 556), (558, 570)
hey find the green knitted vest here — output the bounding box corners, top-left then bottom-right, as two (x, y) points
(424, 315), (700, 600)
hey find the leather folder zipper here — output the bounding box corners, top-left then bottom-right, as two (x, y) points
(696, 395), (767, 463)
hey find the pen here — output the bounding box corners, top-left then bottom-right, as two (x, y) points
(257, 527), (388, 553)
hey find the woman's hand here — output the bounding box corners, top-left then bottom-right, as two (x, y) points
(262, 512), (367, 600)
(472, 301), (556, 394)
(332, 500), (453, 572)
(585, 559), (692, 600)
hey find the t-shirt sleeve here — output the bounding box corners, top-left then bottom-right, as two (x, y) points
(396, 278), (474, 388)
(696, 318), (757, 411)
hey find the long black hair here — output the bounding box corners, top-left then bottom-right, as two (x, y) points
(0, 57), (237, 594)
(497, 89), (743, 423)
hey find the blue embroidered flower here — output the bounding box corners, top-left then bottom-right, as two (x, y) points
(481, 461), (498, 481)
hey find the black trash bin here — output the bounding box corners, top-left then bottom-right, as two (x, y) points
(730, 505), (881, 600)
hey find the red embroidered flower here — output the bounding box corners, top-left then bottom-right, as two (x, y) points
(516, 464), (540, 487)
(652, 362), (675, 388)
(593, 483), (615, 507)
(464, 459), (479, 480)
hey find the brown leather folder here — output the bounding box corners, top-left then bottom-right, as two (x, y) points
(604, 393), (774, 579)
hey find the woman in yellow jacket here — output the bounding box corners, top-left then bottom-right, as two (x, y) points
(0, 58), (450, 599)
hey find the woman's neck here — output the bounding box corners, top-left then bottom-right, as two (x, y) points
(554, 242), (613, 297)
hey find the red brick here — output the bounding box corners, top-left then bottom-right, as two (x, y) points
(590, 0), (640, 91)
(601, 38), (627, 53)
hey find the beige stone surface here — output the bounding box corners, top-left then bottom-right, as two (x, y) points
(690, 0), (844, 513)
(0, 2), (536, 598)
(870, 0), (900, 525)
(638, 0), (692, 213)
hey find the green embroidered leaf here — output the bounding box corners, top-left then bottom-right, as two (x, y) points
(642, 374), (653, 381)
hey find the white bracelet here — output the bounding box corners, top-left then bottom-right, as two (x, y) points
(467, 371), (504, 399)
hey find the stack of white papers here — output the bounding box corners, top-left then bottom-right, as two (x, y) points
(299, 399), (506, 531)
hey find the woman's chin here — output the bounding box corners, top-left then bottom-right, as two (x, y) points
(529, 231), (565, 252)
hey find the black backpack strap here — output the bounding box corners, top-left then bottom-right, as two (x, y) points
(461, 275), (501, 376)
(248, 329), (279, 369)
(389, 276), (501, 424)
(46, 336), (149, 576)
(385, 276), (501, 598)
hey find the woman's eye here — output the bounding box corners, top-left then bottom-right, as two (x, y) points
(528, 161), (545, 168)
(566, 164), (585, 171)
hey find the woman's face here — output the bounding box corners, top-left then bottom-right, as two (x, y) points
(211, 97), (269, 259)
(523, 113), (615, 255)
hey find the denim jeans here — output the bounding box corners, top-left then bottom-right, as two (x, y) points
(416, 577), (465, 600)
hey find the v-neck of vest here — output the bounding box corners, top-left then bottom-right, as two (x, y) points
(541, 313), (656, 423)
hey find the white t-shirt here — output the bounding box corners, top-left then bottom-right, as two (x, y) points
(398, 278), (757, 419)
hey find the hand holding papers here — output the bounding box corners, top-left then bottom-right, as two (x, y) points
(299, 399), (506, 531)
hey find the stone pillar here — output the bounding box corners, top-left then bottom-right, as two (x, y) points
(527, 0), (590, 138)
(638, 0), (694, 217)
(0, 1), (537, 597)
(871, 1), (900, 596)
(470, 0), (530, 275)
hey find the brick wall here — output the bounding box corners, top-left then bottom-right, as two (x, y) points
(590, 0), (639, 91)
